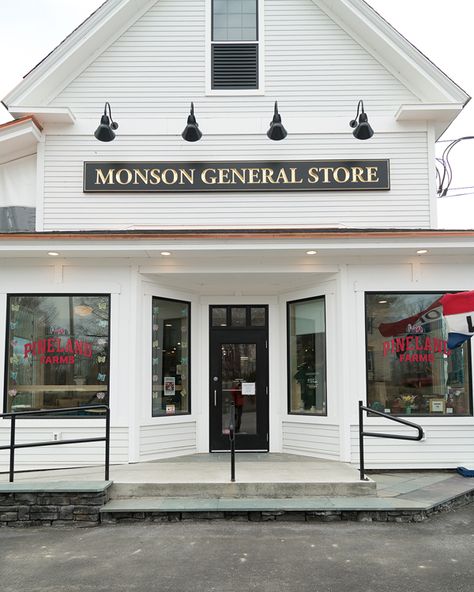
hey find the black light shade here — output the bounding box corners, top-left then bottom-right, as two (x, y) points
(267, 101), (287, 141)
(182, 102), (202, 142)
(349, 100), (374, 140)
(94, 102), (119, 142)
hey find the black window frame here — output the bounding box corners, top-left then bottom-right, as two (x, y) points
(4, 293), (111, 419)
(209, 304), (268, 330)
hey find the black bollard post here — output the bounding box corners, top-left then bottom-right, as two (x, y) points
(229, 402), (236, 482)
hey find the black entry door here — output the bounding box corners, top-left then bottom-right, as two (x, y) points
(209, 312), (269, 451)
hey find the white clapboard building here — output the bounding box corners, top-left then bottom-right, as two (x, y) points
(0, 0), (473, 470)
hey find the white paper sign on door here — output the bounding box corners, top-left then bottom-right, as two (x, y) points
(241, 382), (256, 395)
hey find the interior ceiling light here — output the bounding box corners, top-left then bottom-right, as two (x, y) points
(94, 102), (119, 142)
(74, 304), (93, 317)
(417, 249), (428, 254)
(161, 251), (171, 256)
(48, 252), (59, 257)
(349, 100), (374, 140)
(378, 300), (388, 304)
(306, 250), (317, 255)
(267, 101), (287, 141)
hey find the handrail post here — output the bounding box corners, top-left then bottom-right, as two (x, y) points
(358, 400), (367, 481)
(105, 406), (111, 481)
(9, 414), (16, 483)
(358, 401), (425, 482)
(229, 402), (236, 482)
(1, 405), (110, 483)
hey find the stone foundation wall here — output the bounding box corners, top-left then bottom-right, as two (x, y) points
(0, 487), (110, 527)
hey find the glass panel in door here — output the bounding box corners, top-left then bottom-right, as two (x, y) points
(221, 343), (257, 435)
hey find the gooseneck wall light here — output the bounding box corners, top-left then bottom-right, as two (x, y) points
(94, 102), (119, 142)
(182, 102), (203, 142)
(267, 101), (288, 141)
(349, 100), (374, 140)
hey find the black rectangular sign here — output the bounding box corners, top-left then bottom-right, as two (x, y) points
(83, 160), (390, 193)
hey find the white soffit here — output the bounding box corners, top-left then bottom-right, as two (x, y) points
(8, 107), (76, 125)
(316, 0), (470, 106)
(0, 118), (43, 164)
(396, 104), (464, 139)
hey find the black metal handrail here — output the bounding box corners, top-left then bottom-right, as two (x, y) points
(358, 400), (424, 481)
(229, 402), (236, 482)
(0, 405), (110, 483)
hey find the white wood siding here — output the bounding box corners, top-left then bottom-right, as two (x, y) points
(42, 131), (430, 230)
(139, 421), (197, 460)
(282, 421), (340, 460)
(50, 0), (418, 116)
(0, 426), (128, 471)
(350, 424), (474, 469)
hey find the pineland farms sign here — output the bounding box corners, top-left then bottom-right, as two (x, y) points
(83, 160), (390, 193)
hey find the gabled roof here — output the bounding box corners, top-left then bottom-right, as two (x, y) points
(2, 0), (470, 132)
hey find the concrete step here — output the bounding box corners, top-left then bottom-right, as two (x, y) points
(109, 479), (377, 500)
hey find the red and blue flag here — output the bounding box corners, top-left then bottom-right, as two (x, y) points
(378, 290), (474, 349)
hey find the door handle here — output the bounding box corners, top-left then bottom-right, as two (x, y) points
(214, 389), (217, 406)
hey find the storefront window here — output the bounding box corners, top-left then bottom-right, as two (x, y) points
(5, 295), (110, 416)
(366, 293), (472, 416)
(152, 297), (190, 417)
(288, 297), (327, 415)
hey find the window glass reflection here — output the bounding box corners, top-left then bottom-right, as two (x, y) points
(152, 297), (190, 417)
(6, 295), (110, 417)
(366, 293), (472, 416)
(288, 297), (327, 415)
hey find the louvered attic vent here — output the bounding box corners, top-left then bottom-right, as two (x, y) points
(212, 44), (258, 90)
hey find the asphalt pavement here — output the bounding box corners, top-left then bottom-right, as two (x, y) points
(1, 505), (474, 592)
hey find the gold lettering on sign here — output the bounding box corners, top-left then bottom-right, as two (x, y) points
(308, 167), (319, 184)
(116, 169), (133, 185)
(289, 168), (304, 184)
(320, 167), (334, 183)
(218, 169), (232, 185)
(261, 168), (276, 184)
(202, 168), (217, 184)
(88, 161), (387, 190)
(275, 168), (290, 184)
(351, 167), (365, 183)
(367, 166), (380, 183)
(161, 169), (179, 185)
(133, 169), (149, 185)
(180, 169), (195, 185)
(149, 169), (160, 185)
(96, 169), (115, 185)
(333, 167), (350, 183)
(247, 168), (261, 184)
(230, 168), (246, 184)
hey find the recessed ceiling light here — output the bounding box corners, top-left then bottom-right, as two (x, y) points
(306, 250), (317, 255)
(378, 300), (388, 304)
(161, 251), (171, 256)
(48, 251), (59, 257)
(417, 249), (428, 255)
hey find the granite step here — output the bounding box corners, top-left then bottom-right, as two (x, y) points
(108, 479), (376, 500)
